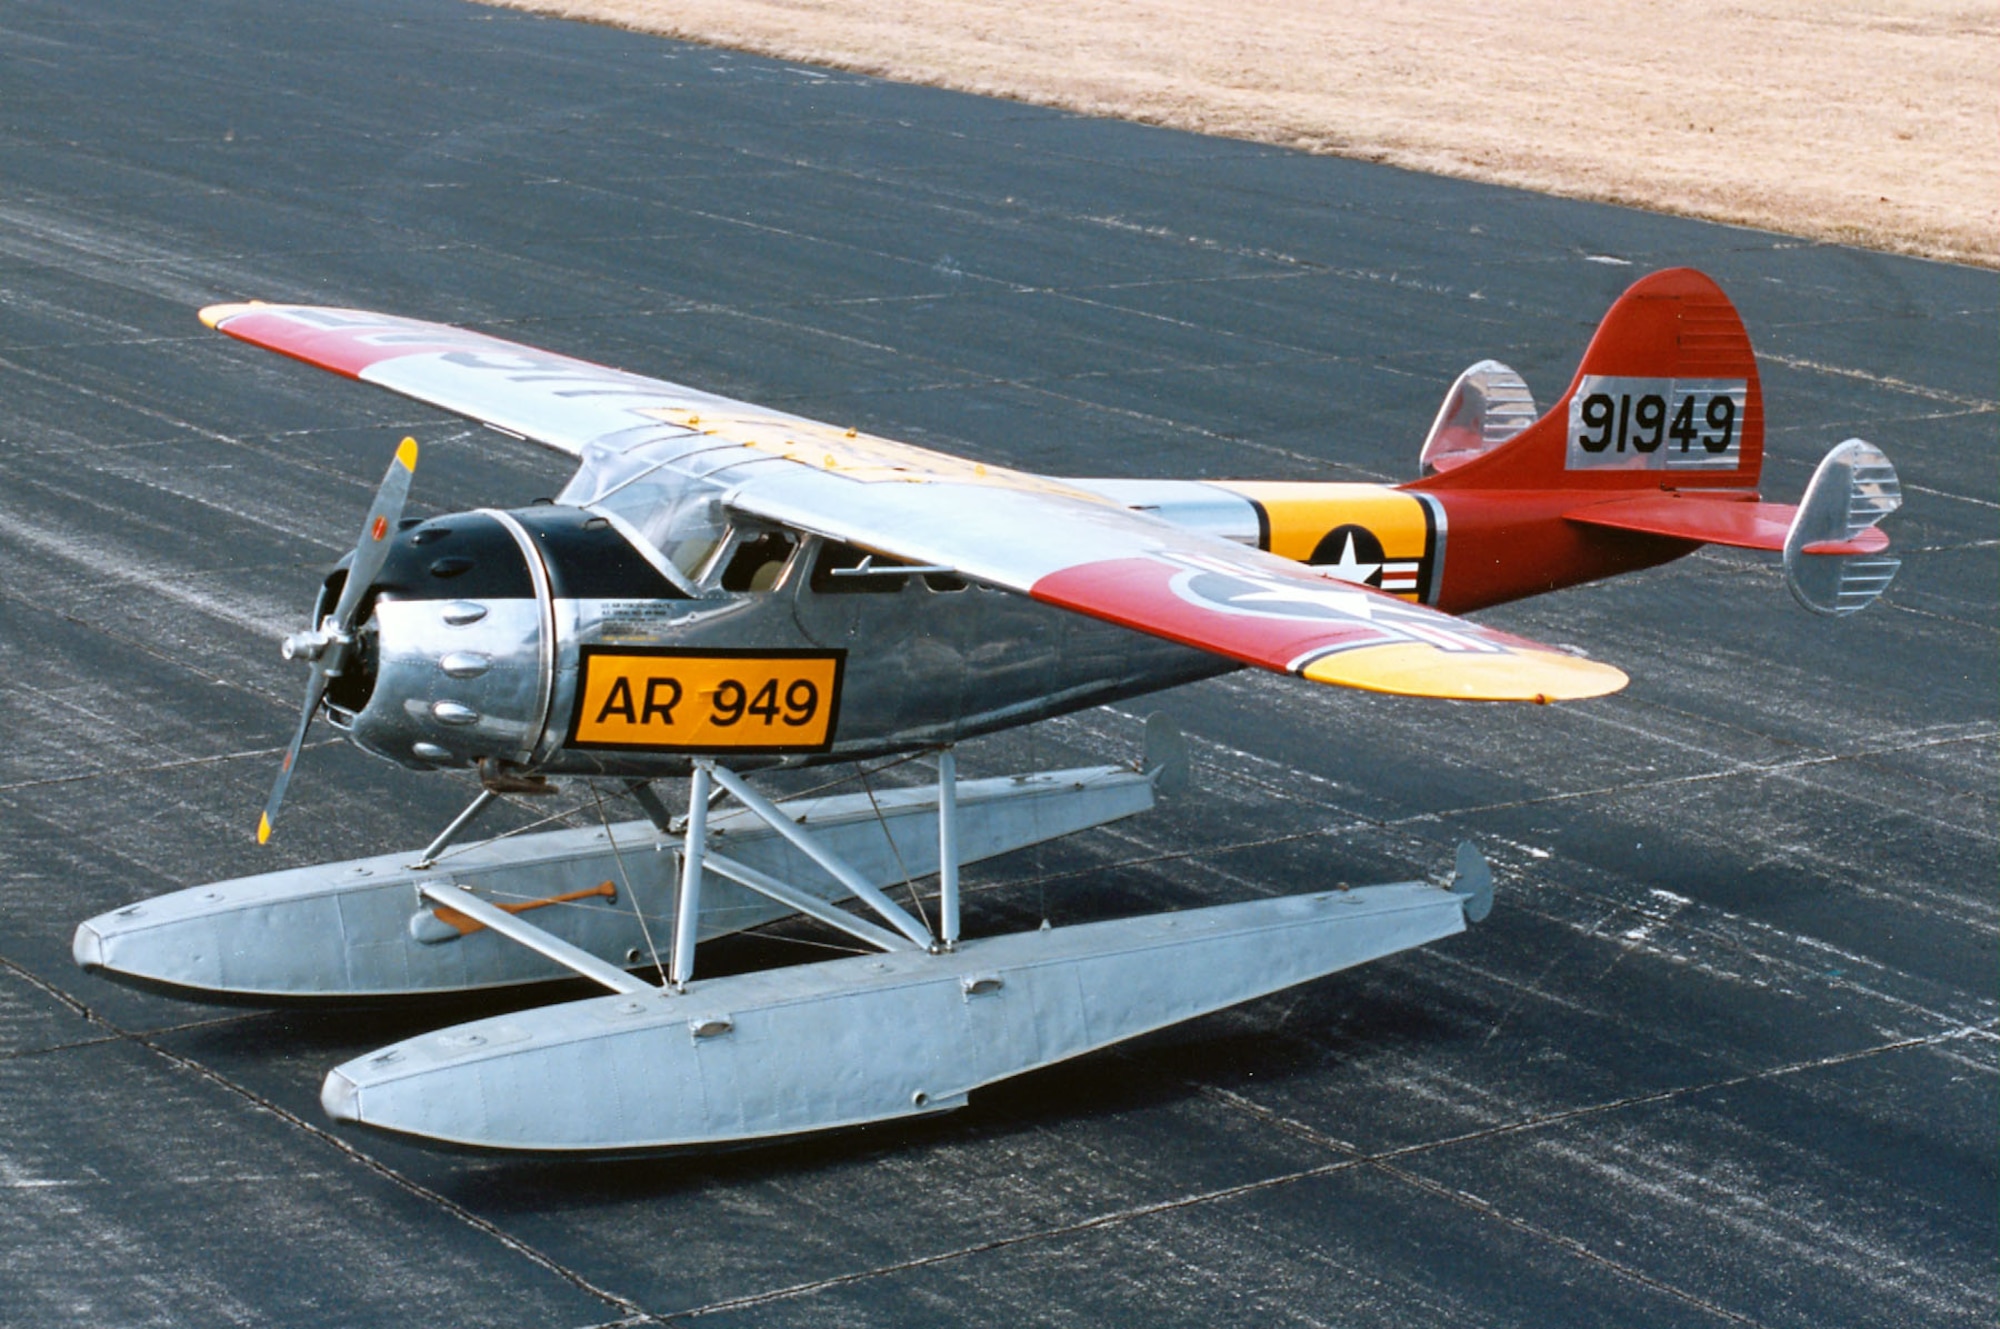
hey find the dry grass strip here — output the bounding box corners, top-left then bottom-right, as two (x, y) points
(486, 1), (1998, 268)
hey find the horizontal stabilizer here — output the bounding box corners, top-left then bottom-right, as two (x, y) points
(1564, 494), (1888, 554)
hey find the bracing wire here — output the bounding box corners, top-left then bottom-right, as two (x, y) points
(852, 760), (930, 936)
(591, 783), (668, 986)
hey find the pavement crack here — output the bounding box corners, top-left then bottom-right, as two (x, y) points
(0, 955), (98, 1020)
(1187, 1022), (1992, 1325)
(984, 723), (1997, 898)
(1897, 480), (1999, 510)
(0, 582), (291, 707)
(661, 1157), (1365, 1321)
(0, 1034), (123, 1061)
(1379, 725), (1998, 841)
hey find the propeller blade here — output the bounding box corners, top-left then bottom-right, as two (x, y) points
(258, 436), (419, 844)
(259, 662), (329, 843)
(329, 436), (419, 630)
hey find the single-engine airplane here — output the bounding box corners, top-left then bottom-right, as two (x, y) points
(73, 268), (1900, 1154)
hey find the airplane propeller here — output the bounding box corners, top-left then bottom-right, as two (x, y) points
(258, 437), (419, 843)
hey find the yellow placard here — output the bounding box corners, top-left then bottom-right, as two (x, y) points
(569, 649), (843, 752)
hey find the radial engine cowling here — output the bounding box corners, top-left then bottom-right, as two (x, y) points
(327, 510), (551, 771)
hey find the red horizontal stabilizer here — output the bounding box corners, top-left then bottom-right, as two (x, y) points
(1565, 495), (1888, 554)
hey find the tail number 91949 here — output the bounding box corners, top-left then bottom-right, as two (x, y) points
(568, 648), (845, 753)
(1565, 376), (1746, 472)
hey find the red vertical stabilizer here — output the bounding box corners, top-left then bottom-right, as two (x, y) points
(1407, 268), (1763, 497)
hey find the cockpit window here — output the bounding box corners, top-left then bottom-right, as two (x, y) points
(719, 529), (799, 592)
(810, 541), (912, 594)
(557, 443), (735, 581)
(669, 529), (723, 581)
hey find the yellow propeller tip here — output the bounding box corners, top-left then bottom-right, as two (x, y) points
(256, 813), (272, 845)
(395, 437), (419, 471)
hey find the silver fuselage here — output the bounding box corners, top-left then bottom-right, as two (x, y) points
(330, 502), (1228, 777)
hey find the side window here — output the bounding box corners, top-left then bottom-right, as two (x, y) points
(719, 529), (799, 592)
(810, 541), (910, 595)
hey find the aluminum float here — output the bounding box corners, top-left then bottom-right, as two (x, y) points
(72, 762), (1156, 1002)
(323, 851), (1493, 1152)
(78, 722), (1497, 1155)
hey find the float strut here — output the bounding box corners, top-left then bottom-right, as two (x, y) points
(625, 780), (677, 836)
(670, 763), (712, 988)
(414, 882), (649, 995)
(414, 789), (498, 869)
(702, 851), (914, 953)
(704, 764), (934, 948)
(937, 748), (960, 950)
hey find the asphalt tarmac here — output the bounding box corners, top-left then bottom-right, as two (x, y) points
(0, 1), (1992, 1325)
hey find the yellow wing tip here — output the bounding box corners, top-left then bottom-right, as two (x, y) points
(1300, 643), (1628, 702)
(395, 436), (419, 471)
(256, 813), (272, 845)
(199, 301), (264, 330)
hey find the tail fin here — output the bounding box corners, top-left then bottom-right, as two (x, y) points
(1418, 360), (1538, 476)
(1407, 268), (1763, 495)
(1784, 439), (1901, 615)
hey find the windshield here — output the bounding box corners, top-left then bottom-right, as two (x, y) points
(559, 436), (748, 579)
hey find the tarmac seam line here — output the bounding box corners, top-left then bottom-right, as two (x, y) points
(1187, 1021), (1994, 1325)
(0, 958), (655, 1324)
(981, 722), (1998, 898)
(1756, 353), (1997, 412)
(651, 1012), (1991, 1321)
(0, 741), (331, 795)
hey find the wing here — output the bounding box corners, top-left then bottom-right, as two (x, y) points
(204, 302), (1625, 702)
(730, 468), (1625, 702)
(199, 302), (811, 456)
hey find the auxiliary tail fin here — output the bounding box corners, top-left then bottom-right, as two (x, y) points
(1407, 268), (1763, 495)
(1784, 439), (1901, 615)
